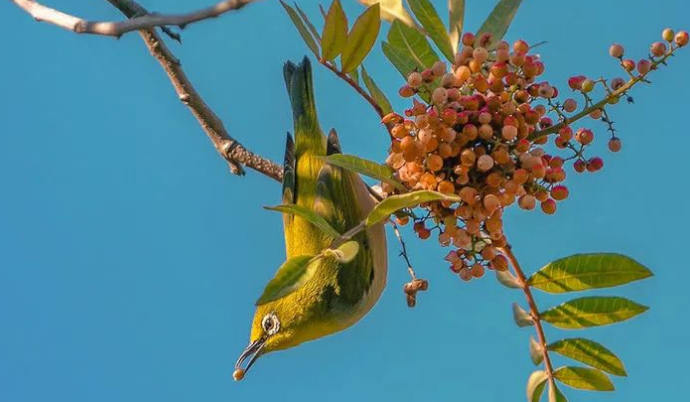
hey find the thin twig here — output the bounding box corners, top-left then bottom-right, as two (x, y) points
(103, 0), (282, 180)
(498, 244), (556, 390)
(529, 44), (679, 140)
(11, 0), (261, 38)
(390, 220), (417, 280)
(320, 61), (394, 137)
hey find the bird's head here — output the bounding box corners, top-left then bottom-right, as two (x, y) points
(233, 265), (340, 381)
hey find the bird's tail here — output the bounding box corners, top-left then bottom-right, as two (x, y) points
(283, 57), (324, 156)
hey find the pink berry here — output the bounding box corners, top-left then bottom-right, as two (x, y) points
(563, 98), (577, 113)
(609, 43), (625, 58)
(650, 42), (667, 57)
(637, 59), (652, 75)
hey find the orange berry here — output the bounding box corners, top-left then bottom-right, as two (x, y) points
(437, 180), (455, 194)
(608, 138), (622, 152)
(483, 194), (502, 212)
(513, 39), (529, 54)
(541, 199), (557, 215)
(675, 31), (689, 46)
(477, 155), (495, 172)
(471, 263), (485, 278)
(492, 255), (509, 271)
(662, 28), (675, 42)
(518, 194), (536, 210)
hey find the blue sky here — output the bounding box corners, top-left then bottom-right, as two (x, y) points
(1, 1), (688, 401)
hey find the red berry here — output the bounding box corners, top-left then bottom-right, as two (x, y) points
(587, 157), (604, 172)
(573, 159), (586, 173)
(551, 185), (569, 201)
(621, 59), (636, 72)
(462, 32), (476, 46)
(568, 75), (586, 90)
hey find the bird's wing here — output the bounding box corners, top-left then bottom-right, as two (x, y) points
(314, 129), (379, 306)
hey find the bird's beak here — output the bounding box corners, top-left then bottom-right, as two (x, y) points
(233, 338), (266, 381)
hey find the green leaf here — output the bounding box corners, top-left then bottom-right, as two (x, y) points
(366, 190), (460, 226)
(295, 3), (321, 43)
(325, 240), (360, 263)
(528, 253), (653, 294)
(382, 41), (418, 77)
(361, 66), (393, 114)
(553, 367), (614, 392)
(547, 338), (627, 376)
(256, 255), (317, 305)
(265, 204), (341, 239)
(448, 0), (465, 54)
(322, 154), (405, 191)
(349, 68), (360, 85)
(407, 0), (454, 61)
(281, 1), (320, 57)
(496, 269), (521, 289)
(321, 0), (348, 61)
(530, 336), (544, 365)
(512, 302), (533, 327)
(387, 19), (439, 69)
(548, 383), (568, 402)
(526, 370), (548, 402)
(476, 0), (524, 49)
(357, 0), (417, 28)
(341, 3), (381, 73)
(540, 296), (649, 329)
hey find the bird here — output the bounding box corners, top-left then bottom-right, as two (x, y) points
(233, 57), (388, 380)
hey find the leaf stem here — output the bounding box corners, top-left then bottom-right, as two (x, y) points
(498, 244), (556, 389)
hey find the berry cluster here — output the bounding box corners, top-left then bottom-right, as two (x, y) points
(382, 29), (687, 280)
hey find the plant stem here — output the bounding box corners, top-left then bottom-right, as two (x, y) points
(529, 44), (679, 141)
(320, 61), (394, 137)
(498, 244), (556, 388)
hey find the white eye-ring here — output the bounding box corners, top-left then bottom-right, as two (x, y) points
(261, 313), (280, 336)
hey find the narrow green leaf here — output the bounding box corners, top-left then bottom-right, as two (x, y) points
(325, 240), (360, 263)
(295, 4), (321, 43)
(321, 0), (348, 61)
(280, 1), (320, 57)
(548, 383), (569, 402)
(476, 0), (524, 49)
(357, 0), (417, 28)
(530, 336), (544, 365)
(256, 255), (317, 305)
(528, 253), (653, 294)
(540, 296), (649, 329)
(361, 66), (394, 114)
(341, 4), (381, 73)
(322, 154), (405, 191)
(388, 19), (439, 68)
(366, 190), (460, 227)
(526, 370), (548, 402)
(265, 204), (341, 239)
(448, 0), (465, 54)
(554, 367), (614, 392)
(548, 338), (627, 376)
(349, 68), (360, 85)
(496, 269), (521, 289)
(407, 0), (454, 61)
(512, 302), (533, 327)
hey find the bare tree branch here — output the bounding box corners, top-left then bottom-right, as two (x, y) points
(10, 0), (262, 38)
(12, 0), (283, 181)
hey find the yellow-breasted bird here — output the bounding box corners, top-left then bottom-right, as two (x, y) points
(233, 58), (388, 380)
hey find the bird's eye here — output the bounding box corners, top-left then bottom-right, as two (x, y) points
(261, 313), (280, 336)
